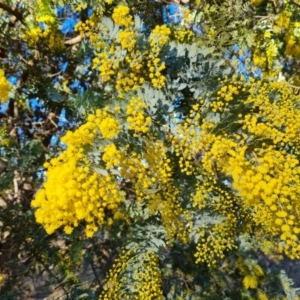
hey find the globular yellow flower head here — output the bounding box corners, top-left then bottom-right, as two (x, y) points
(250, 0), (264, 6)
(112, 5), (133, 28)
(31, 109), (124, 237)
(0, 70), (10, 103)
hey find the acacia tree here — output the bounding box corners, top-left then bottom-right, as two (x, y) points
(1, 0), (300, 299)
(0, 0), (110, 298)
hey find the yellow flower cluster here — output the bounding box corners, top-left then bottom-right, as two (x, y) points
(236, 256), (265, 290)
(91, 8), (142, 97)
(250, 0), (264, 6)
(0, 69), (10, 103)
(23, 27), (43, 47)
(102, 143), (122, 169)
(66, 108), (120, 141)
(36, 150), (123, 236)
(118, 30), (136, 52)
(32, 92), (187, 243)
(31, 110), (123, 237)
(0, 124), (10, 147)
(32, 146), (123, 237)
(56, 250), (79, 283)
(35, 0), (56, 24)
(257, 291), (269, 300)
(243, 275), (258, 289)
(100, 249), (164, 300)
(286, 36), (300, 56)
(75, 3), (87, 11)
(173, 28), (194, 43)
(36, 14), (56, 24)
(275, 8), (291, 30)
(74, 1), (111, 36)
(147, 57), (167, 89)
(115, 70), (142, 96)
(25, 0), (64, 51)
(91, 6), (171, 96)
(172, 103), (202, 176)
(149, 25), (171, 50)
(172, 77), (300, 260)
(194, 221), (236, 266)
(75, 15), (99, 36)
(98, 117), (120, 139)
(253, 50), (266, 69)
(211, 84), (239, 112)
(98, 133), (184, 242)
(48, 30), (66, 52)
(93, 52), (115, 82)
(148, 25), (171, 89)
(112, 5), (133, 28)
(22, 1), (65, 52)
(252, 4), (300, 77)
(266, 41), (279, 68)
(253, 36), (281, 77)
(126, 97), (151, 134)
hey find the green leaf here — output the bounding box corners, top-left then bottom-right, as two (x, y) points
(143, 188), (160, 195)
(93, 167), (108, 176)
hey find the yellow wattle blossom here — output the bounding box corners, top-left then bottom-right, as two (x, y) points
(91, 6), (171, 97)
(31, 109), (124, 237)
(173, 28), (194, 43)
(250, 0), (264, 6)
(23, 27), (43, 46)
(126, 96), (151, 134)
(172, 77), (300, 260)
(31, 147), (124, 237)
(243, 275), (258, 289)
(118, 30), (136, 52)
(98, 116), (120, 139)
(112, 5), (133, 28)
(102, 143), (122, 169)
(22, 0), (65, 52)
(257, 291), (269, 300)
(99, 249), (164, 300)
(0, 70), (10, 103)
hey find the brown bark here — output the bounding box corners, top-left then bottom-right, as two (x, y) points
(0, 2), (23, 23)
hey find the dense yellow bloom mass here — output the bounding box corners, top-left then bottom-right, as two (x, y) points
(112, 5), (133, 28)
(91, 6), (170, 97)
(243, 275), (258, 289)
(126, 97), (151, 133)
(173, 78), (300, 259)
(18, 1), (300, 298)
(32, 109), (124, 237)
(0, 70), (10, 103)
(251, 2), (300, 78)
(22, 0), (65, 51)
(99, 249), (164, 300)
(31, 146), (124, 237)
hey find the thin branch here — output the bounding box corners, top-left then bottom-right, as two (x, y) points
(90, 260), (101, 286)
(254, 15), (272, 22)
(64, 35), (84, 45)
(18, 54), (34, 66)
(285, 83), (300, 90)
(0, 2), (23, 23)
(47, 70), (62, 78)
(290, 0), (300, 8)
